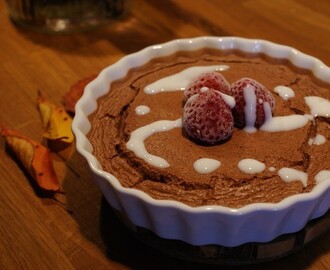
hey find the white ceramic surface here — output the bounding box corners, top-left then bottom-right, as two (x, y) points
(72, 36), (330, 247)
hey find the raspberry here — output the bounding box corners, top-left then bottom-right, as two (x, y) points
(230, 78), (275, 129)
(183, 89), (234, 144)
(183, 72), (230, 103)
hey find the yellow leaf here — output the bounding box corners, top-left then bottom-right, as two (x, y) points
(38, 93), (74, 144)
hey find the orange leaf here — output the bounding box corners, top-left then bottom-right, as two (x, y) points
(38, 92), (74, 144)
(1, 126), (60, 191)
(63, 74), (97, 114)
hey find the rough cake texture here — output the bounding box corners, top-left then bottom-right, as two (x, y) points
(88, 49), (330, 208)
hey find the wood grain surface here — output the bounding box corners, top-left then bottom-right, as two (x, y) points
(1, 0), (330, 269)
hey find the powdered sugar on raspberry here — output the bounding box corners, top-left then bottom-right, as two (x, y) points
(183, 89), (234, 144)
(184, 72), (230, 103)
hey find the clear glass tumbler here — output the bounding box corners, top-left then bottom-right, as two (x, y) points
(6, 0), (130, 33)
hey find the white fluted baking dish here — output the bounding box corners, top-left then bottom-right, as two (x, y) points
(72, 36), (330, 247)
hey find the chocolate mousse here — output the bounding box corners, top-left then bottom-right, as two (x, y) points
(88, 49), (330, 208)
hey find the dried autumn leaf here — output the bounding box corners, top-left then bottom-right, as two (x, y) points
(63, 74), (97, 114)
(1, 126), (60, 191)
(38, 92), (74, 144)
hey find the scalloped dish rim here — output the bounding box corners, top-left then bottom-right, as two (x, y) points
(72, 36), (330, 246)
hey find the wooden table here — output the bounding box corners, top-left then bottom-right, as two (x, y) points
(1, 0), (330, 269)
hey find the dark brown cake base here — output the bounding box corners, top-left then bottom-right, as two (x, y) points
(113, 208), (330, 265)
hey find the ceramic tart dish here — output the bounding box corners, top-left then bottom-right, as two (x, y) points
(72, 37), (330, 260)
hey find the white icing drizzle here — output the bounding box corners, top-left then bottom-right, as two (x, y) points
(126, 118), (182, 168)
(220, 93), (236, 108)
(243, 84), (257, 133)
(135, 105), (150, 115)
(200, 86), (209, 93)
(278, 168), (308, 187)
(268, 167), (276, 172)
(263, 102), (273, 123)
(315, 170), (330, 184)
(144, 65), (229, 94)
(305, 96), (330, 118)
(238, 159), (266, 174)
(273, 86), (295, 100)
(308, 134), (326, 145)
(193, 158), (221, 174)
(260, 114), (310, 132)
(195, 87), (236, 108)
(260, 92), (311, 132)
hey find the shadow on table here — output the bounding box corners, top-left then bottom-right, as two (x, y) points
(97, 195), (330, 270)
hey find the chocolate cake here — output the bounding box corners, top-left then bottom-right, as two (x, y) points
(88, 48), (330, 208)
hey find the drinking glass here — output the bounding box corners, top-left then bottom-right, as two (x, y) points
(6, 0), (130, 33)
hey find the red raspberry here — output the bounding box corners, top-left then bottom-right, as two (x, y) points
(183, 72), (230, 103)
(230, 78), (275, 129)
(183, 89), (234, 144)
